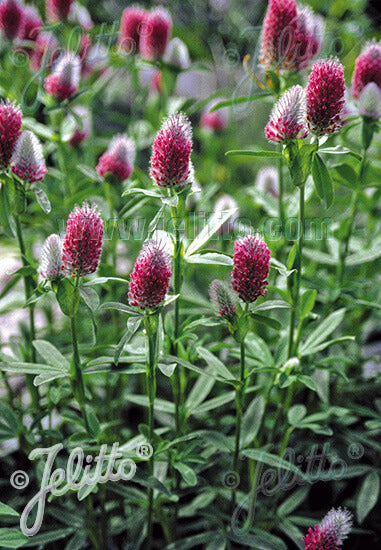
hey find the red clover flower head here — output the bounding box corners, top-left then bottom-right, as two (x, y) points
(150, 112), (193, 189)
(119, 6), (147, 54)
(128, 240), (172, 311)
(97, 134), (136, 181)
(67, 106), (91, 147)
(260, 0), (322, 72)
(357, 82), (381, 120)
(47, 0), (74, 22)
(61, 203), (104, 277)
(11, 130), (47, 183)
(0, 0), (24, 40)
(31, 31), (58, 71)
(303, 507), (353, 550)
(209, 280), (237, 322)
(140, 7), (172, 60)
(39, 234), (64, 281)
(0, 99), (22, 169)
(306, 58), (346, 136)
(265, 85), (307, 143)
(44, 52), (81, 100)
(21, 6), (42, 42)
(232, 235), (271, 303)
(352, 41), (381, 99)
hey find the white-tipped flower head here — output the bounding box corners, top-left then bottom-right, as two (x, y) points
(320, 507), (353, 545)
(11, 130), (47, 183)
(97, 134), (136, 181)
(214, 194), (239, 235)
(67, 106), (91, 146)
(357, 82), (381, 120)
(39, 234), (64, 281)
(163, 38), (190, 69)
(255, 166), (279, 198)
(265, 85), (307, 143)
(44, 52), (81, 100)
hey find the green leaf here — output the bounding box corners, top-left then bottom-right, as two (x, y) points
(0, 528), (29, 548)
(185, 252), (233, 266)
(250, 313), (282, 331)
(191, 391), (236, 414)
(99, 301), (137, 315)
(241, 395), (265, 447)
(173, 463), (198, 486)
(185, 369), (216, 412)
(311, 153), (334, 208)
(21, 528), (74, 547)
(242, 449), (309, 481)
(197, 346), (234, 380)
(0, 502), (19, 517)
(299, 309), (346, 356)
(79, 287), (99, 311)
(356, 471), (380, 524)
(56, 278), (79, 317)
(297, 375), (319, 392)
(319, 146), (361, 160)
(210, 93), (270, 112)
(0, 361), (63, 375)
(251, 300), (291, 313)
(33, 340), (70, 371)
(288, 404), (307, 426)
(278, 486), (310, 517)
(298, 289), (317, 319)
(33, 188), (51, 214)
(185, 209), (238, 257)
(226, 149), (283, 158)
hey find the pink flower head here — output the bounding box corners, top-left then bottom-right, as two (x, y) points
(11, 130), (47, 183)
(255, 166), (279, 198)
(128, 240), (172, 311)
(303, 507), (353, 550)
(201, 100), (228, 132)
(44, 52), (81, 100)
(232, 235), (271, 303)
(20, 6), (42, 42)
(306, 59), (346, 136)
(150, 112), (193, 189)
(119, 6), (147, 54)
(47, 0), (73, 21)
(260, 0), (298, 70)
(0, 99), (22, 169)
(209, 280), (237, 322)
(303, 525), (340, 550)
(265, 85), (307, 143)
(67, 106), (91, 147)
(295, 7), (324, 71)
(140, 7), (172, 60)
(61, 203), (104, 277)
(214, 194), (239, 235)
(352, 41), (381, 99)
(31, 31), (58, 71)
(97, 134), (136, 181)
(0, 0), (24, 40)
(357, 82), (381, 120)
(39, 234), (64, 281)
(260, 0), (323, 72)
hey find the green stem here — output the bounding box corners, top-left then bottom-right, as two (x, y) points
(69, 297), (90, 433)
(14, 215), (40, 411)
(288, 184), (304, 358)
(231, 338), (246, 513)
(278, 145), (285, 229)
(145, 316), (158, 549)
(337, 150), (367, 286)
